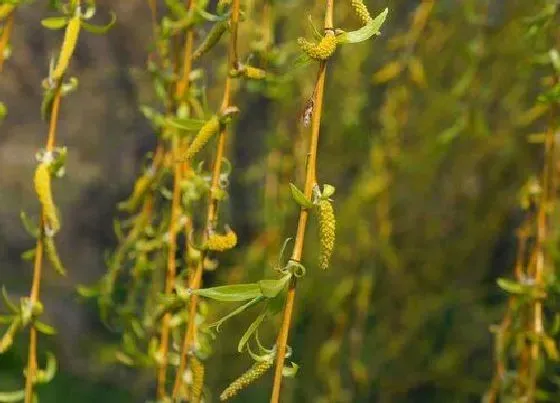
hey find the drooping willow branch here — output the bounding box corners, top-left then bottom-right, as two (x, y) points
(171, 0), (242, 398)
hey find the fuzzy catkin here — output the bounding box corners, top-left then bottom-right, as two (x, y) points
(190, 356), (204, 403)
(317, 199), (335, 270)
(193, 21), (228, 61)
(220, 360), (273, 401)
(52, 15), (81, 80)
(206, 228), (237, 252)
(34, 162), (60, 233)
(297, 31), (337, 61)
(183, 116), (220, 161)
(351, 0), (373, 25)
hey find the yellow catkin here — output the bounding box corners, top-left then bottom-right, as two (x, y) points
(52, 15), (81, 80)
(297, 31), (337, 61)
(220, 360), (273, 401)
(206, 228), (237, 252)
(244, 66), (266, 80)
(183, 116), (220, 161)
(34, 162), (60, 233)
(190, 356), (205, 403)
(118, 171), (154, 212)
(317, 199), (335, 270)
(193, 20), (228, 61)
(351, 0), (373, 25)
(44, 234), (66, 276)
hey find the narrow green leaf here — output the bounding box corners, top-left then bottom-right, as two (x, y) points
(20, 211), (39, 238)
(41, 16), (69, 30)
(0, 390), (25, 402)
(497, 278), (526, 295)
(166, 117), (206, 131)
(193, 284), (263, 302)
(80, 11), (117, 34)
(337, 8), (388, 44)
(258, 274), (291, 298)
(35, 320), (57, 336)
(289, 183), (313, 209)
(76, 284), (99, 298)
(35, 352), (57, 384)
(1, 287), (18, 314)
(210, 296), (265, 332)
(238, 310), (266, 352)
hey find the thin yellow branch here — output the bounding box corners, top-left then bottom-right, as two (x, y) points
(270, 2), (334, 402)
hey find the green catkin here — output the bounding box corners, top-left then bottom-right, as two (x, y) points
(220, 359), (274, 401)
(190, 356), (204, 403)
(183, 116), (220, 161)
(206, 228), (238, 252)
(351, 0), (373, 25)
(297, 31), (337, 61)
(193, 20), (228, 61)
(44, 234), (66, 276)
(33, 162), (60, 233)
(317, 199), (335, 270)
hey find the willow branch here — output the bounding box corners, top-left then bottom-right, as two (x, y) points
(270, 1), (334, 402)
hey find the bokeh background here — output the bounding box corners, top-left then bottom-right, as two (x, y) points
(0, 0), (557, 402)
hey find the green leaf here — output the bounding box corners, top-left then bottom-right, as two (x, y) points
(41, 16), (69, 30)
(20, 211), (39, 238)
(21, 248), (36, 262)
(322, 184), (335, 198)
(0, 102), (6, 121)
(76, 284), (99, 298)
(282, 362), (299, 378)
(193, 284), (263, 302)
(1, 287), (18, 314)
(35, 320), (57, 335)
(289, 183), (313, 209)
(166, 117), (206, 131)
(0, 390), (25, 402)
(80, 11), (117, 34)
(35, 352), (57, 384)
(497, 278), (525, 294)
(238, 310), (266, 352)
(210, 296), (265, 332)
(258, 274), (291, 298)
(337, 8), (388, 44)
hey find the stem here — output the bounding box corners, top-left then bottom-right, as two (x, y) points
(0, 10), (14, 72)
(24, 83), (62, 403)
(270, 2), (333, 402)
(156, 0), (196, 394)
(171, 0), (241, 397)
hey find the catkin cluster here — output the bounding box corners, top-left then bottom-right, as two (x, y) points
(297, 31), (337, 61)
(183, 116), (220, 161)
(190, 356), (204, 403)
(220, 359), (273, 401)
(34, 162), (60, 233)
(206, 228), (237, 252)
(351, 0), (373, 25)
(317, 199), (335, 270)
